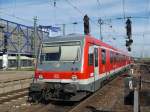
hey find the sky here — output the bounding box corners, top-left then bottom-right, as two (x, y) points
(0, 0), (150, 57)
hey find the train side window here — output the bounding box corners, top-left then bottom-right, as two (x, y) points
(102, 49), (106, 64)
(94, 48), (98, 67)
(88, 46), (94, 66)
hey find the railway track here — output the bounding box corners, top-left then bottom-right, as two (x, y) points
(68, 72), (130, 112)
(0, 90), (76, 112)
(12, 100), (76, 112)
(30, 103), (74, 112)
(134, 62), (150, 112)
(0, 71), (130, 112)
(0, 88), (28, 104)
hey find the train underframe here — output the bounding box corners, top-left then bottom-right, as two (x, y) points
(28, 82), (89, 103)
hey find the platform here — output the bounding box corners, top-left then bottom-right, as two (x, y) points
(0, 71), (33, 82)
(0, 71), (34, 94)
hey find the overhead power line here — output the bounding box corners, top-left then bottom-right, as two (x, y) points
(96, 0), (101, 16)
(65, 0), (84, 16)
(144, 0), (150, 34)
(0, 10), (33, 23)
(122, 0), (126, 19)
(13, 0), (17, 15)
(51, 15), (149, 27)
(96, 0), (106, 17)
(65, 0), (100, 30)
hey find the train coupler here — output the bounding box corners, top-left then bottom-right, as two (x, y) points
(28, 83), (44, 103)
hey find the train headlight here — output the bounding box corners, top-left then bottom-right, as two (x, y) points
(39, 74), (43, 80)
(72, 75), (77, 81)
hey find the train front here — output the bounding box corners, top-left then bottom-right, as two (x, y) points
(29, 36), (85, 102)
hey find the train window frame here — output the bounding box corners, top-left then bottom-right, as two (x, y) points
(40, 41), (82, 63)
(102, 49), (106, 64)
(43, 46), (61, 62)
(60, 45), (81, 61)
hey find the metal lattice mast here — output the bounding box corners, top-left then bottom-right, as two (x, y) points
(33, 16), (38, 58)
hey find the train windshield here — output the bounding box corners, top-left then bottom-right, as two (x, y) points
(39, 41), (81, 62)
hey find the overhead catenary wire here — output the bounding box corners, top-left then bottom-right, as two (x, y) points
(13, 0), (17, 16)
(53, 0), (57, 25)
(0, 10), (33, 23)
(96, 0), (106, 18)
(65, 0), (100, 28)
(65, 0), (84, 16)
(2, 1), (150, 36)
(49, 15), (150, 36)
(144, 0), (150, 34)
(139, 0), (150, 57)
(96, 0), (107, 40)
(122, 0), (126, 19)
(96, 0), (102, 16)
(1, 2), (37, 24)
(45, 16), (146, 27)
(49, 15), (150, 29)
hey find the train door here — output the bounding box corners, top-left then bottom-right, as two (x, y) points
(94, 47), (99, 75)
(93, 46), (99, 91)
(101, 49), (106, 74)
(88, 45), (99, 91)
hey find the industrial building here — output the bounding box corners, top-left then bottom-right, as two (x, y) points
(0, 18), (49, 69)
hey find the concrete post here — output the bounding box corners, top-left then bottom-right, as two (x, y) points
(134, 88), (139, 112)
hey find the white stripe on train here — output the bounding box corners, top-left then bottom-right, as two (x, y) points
(37, 64), (129, 85)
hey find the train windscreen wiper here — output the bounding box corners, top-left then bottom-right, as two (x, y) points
(73, 48), (79, 64)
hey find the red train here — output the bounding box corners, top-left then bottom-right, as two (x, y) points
(29, 34), (131, 102)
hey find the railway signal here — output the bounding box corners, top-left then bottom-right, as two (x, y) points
(83, 14), (90, 35)
(125, 18), (133, 51)
(126, 39), (133, 47)
(126, 18), (132, 38)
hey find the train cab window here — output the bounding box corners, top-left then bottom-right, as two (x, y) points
(42, 46), (61, 61)
(102, 49), (106, 64)
(41, 42), (81, 62)
(88, 46), (94, 66)
(94, 48), (98, 67)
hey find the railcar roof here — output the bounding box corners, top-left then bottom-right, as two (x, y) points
(85, 35), (129, 56)
(42, 34), (129, 56)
